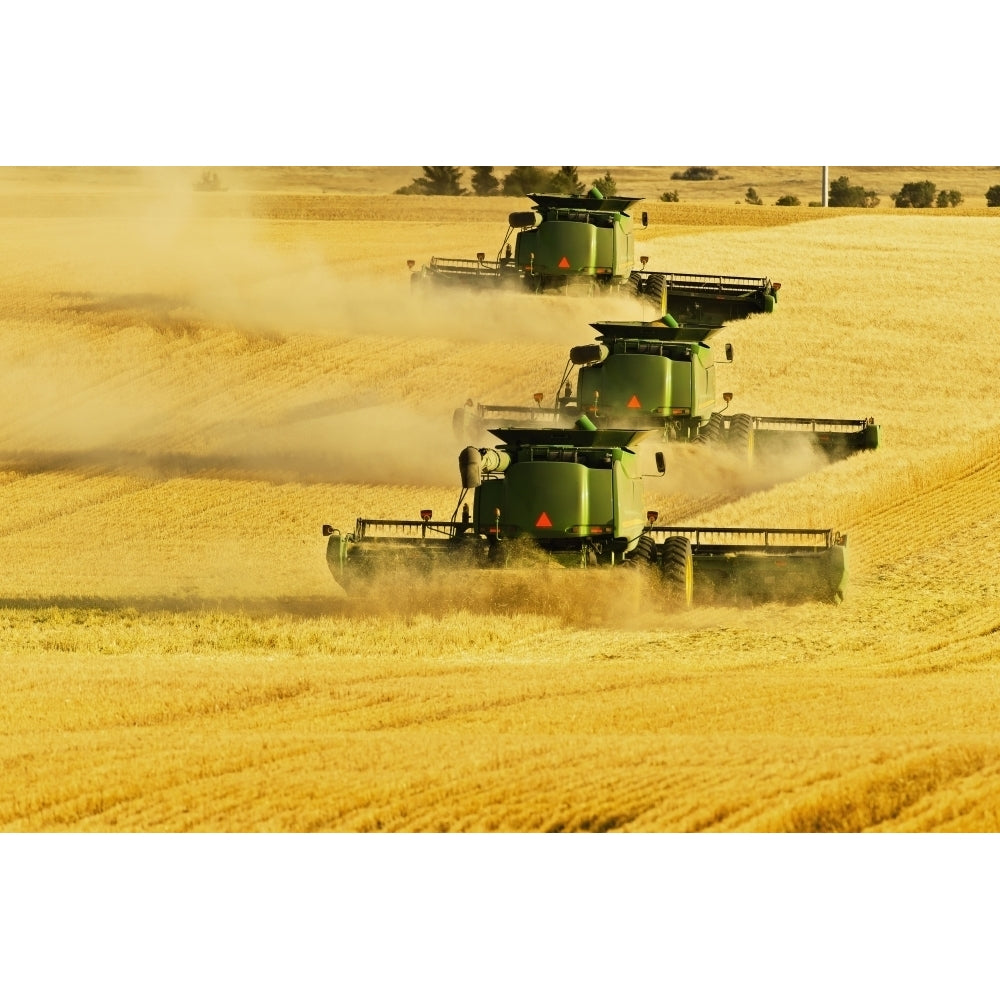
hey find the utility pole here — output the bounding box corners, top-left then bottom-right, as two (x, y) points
(822, 166), (829, 207)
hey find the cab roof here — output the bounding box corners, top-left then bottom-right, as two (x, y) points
(590, 320), (720, 343)
(488, 426), (642, 450)
(526, 192), (644, 214)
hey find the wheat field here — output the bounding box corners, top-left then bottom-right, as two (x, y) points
(2, 166), (1000, 832)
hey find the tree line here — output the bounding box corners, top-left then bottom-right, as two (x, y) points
(395, 167), (619, 197)
(395, 167), (1000, 208)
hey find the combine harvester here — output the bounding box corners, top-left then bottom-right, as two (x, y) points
(407, 189), (780, 327)
(322, 421), (849, 606)
(453, 316), (881, 463)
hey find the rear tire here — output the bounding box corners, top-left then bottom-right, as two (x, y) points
(660, 536), (694, 608)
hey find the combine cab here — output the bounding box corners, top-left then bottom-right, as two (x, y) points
(323, 423), (849, 606)
(408, 189), (779, 322)
(454, 317), (881, 462)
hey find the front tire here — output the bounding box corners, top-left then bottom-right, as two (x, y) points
(660, 536), (694, 608)
(697, 411), (726, 446)
(727, 413), (756, 466)
(630, 533), (657, 565)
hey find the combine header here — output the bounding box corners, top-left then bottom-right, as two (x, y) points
(453, 317), (881, 462)
(323, 423), (849, 606)
(408, 189), (780, 325)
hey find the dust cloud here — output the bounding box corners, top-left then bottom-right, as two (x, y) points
(0, 363), (463, 486)
(3, 174), (662, 488)
(27, 170), (645, 348)
(211, 403), (461, 486)
(635, 433), (830, 521)
(327, 557), (680, 630)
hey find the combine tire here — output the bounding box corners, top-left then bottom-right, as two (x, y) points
(630, 533), (656, 564)
(727, 413), (756, 465)
(628, 272), (644, 295)
(697, 411), (726, 446)
(644, 272), (667, 310)
(660, 536), (694, 608)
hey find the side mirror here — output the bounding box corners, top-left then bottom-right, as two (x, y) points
(655, 452), (665, 475)
(641, 211), (648, 227)
(725, 343), (734, 362)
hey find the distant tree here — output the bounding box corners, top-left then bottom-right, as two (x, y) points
(745, 187), (763, 205)
(395, 166), (467, 196)
(548, 166), (586, 196)
(935, 189), (963, 207)
(987, 184), (1000, 207)
(660, 190), (680, 202)
(892, 180), (936, 208)
(501, 166), (552, 196)
(590, 171), (618, 197)
(775, 194), (801, 206)
(193, 169), (224, 192)
(470, 166), (500, 196)
(828, 175), (880, 208)
(671, 166), (717, 181)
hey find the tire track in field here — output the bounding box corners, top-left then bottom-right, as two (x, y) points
(867, 612), (1000, 677)
(884, 758), (1000, 831)
(774, 742), (996, 833)
(0, 470), (162, 538)
(848, 445), (1000, 576)
(831, 441), (1000, 675)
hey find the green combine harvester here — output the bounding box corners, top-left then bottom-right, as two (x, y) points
(407, 190), (780, 326)
(454, 317), (881, 462)
(323, 422), (849, 606)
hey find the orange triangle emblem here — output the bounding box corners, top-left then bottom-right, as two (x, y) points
(535, 511), (553, 528)
(557, 256), (570, 269)
(627, 394), (641, 409)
